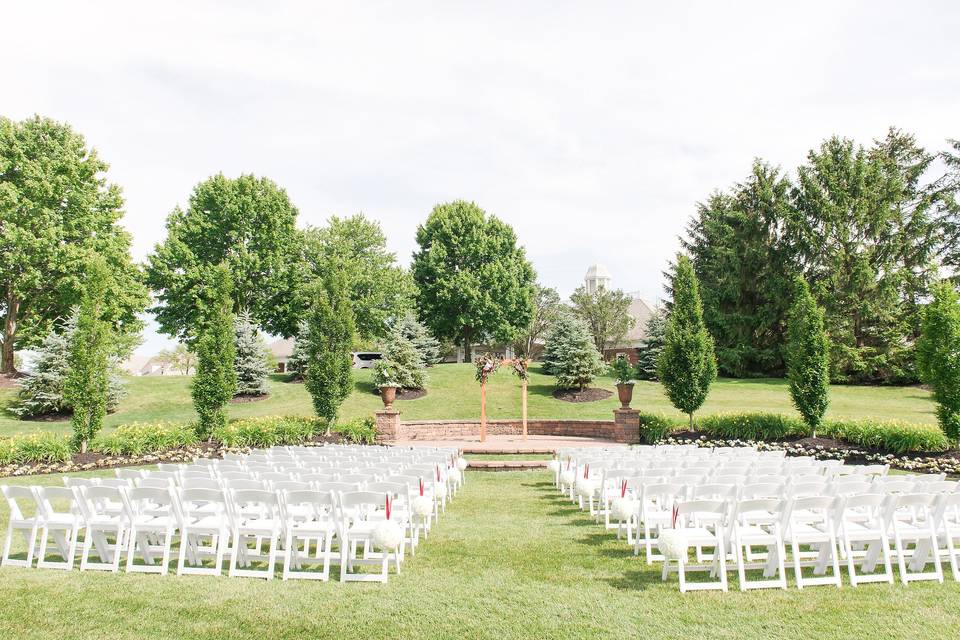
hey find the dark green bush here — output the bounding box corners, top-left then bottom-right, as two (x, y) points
(638, 412), (677, 444)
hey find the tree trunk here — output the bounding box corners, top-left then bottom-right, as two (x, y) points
(688, 413), (694, 430)
(1, 292), (19, 375)
(463, 330), (473, 363)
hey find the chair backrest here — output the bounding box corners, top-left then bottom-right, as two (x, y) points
(179, 487), (228, 520)
(732, 497), (783, 523)
(338, 490), (386, 518)
(98, 478), (133, 489)
(831, 480), (872, 497)
(230, 489), (280, 523)
(63, 477), (97, 488)
(874, 479), (915, 495)
(786, 495), (836, 529)
(226, 479), (267, 492)
(1, 485), (37, 520)
(692, 483), (736, 501)
(281, 489), (335, 521)
(676, 499), (726, 526)
(181, 477), (221, 491)
(136, 477), (174, 489)
(115, 469), (145, 480)
(123, 486), (175, 513)
(273, 480), (310, 493)
(37, 486), (79, 519)
(78, 485), (125, 520)
(298, 473), (336, 484)
(789, 481), (828, 498)
(740, 482), (783, 499)
(838, 493), (886, 526)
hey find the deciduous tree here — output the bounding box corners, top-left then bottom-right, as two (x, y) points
(513, 284), (563, 359)
(570, 285), (634, 354)
(0, 115), (148, 374)
(412, 200), (535, 362)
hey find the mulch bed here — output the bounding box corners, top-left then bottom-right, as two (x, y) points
(553, 388), (613, 403)
(229, 393), (271, 404)
(20, 411), (72, 422)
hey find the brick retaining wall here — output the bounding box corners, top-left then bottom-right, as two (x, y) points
(398, 419), (616, 440)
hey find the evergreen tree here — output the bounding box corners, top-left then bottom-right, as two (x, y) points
(65, 258), (113, 453)
(658, 255), (717, 428)
(635, 307), (667, 381)
(682, 162), (796, 377)
(917, 281), (960, 443)
(287, 321), (309, 380)
(11, 312), (125, 418)
(785, 277), (830, 436)
(393, 313), (441, 366)
(304, 274), (354, 435)
(233, 310), (270, 396)
(191, 265), (237, 439)
(374, 330), (426, 390)
(543, 313), (605, 391)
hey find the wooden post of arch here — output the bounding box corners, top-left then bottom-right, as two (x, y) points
(521, 375), (528, 441)
(480, 379), (487, 443)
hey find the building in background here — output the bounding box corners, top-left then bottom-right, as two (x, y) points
(582, 264), (655, 363)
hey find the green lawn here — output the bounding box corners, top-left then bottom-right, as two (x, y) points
(1, 468), (958, 639)
(0, 363), (938, 438)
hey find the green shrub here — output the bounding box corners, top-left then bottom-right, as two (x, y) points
(333, 417), (377, 444)
(698, 413), (810, 441)
(213, 416), (322, 449)
(91, 423), (199, 456)
(821, 419), (949, 454)
(0, 433), (72, 464)
(638, 412), (677, 444)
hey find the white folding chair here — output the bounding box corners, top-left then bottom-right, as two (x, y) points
(228, 489), (282, 579)
(784, 496), (841, 589)
(281, 489), (336, 581)
(177, 488), (230, 576)
(890, 493), (944, 584)
(661, 499), (728, 592)
(1, 485), (41, 568)
(35, 486), (82, 570)
(121, 486), (179, 574)
(338, 491), (395, 583)
(730, 498), (787, 590)
(836, 493), (894, 586)
(78, 486), (128, 572)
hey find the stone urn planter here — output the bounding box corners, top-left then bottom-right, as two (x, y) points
(616, 382), (635, 409)
(379, 385), (398, 409)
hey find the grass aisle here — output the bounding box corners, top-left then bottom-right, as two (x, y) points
(1, 470), (959, 638)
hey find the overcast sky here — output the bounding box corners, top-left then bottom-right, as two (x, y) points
(5, 1), (959, 355)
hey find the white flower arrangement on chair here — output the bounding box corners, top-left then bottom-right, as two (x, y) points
(576, 464), (597, 498)
(433, 465), (447, 500)
(372, 494), (404, 551)
(611, 479), (638, 521)
(657, 505), (687, 560)
(411, 478), (432, 517)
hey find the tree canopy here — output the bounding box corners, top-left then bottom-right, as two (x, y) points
(412, 200), (535, 362)
(146, 173), (300, 344)
(304, 273), (354, 433)
(299, 214), (413, 341)
(512, 284), (562, 360)
(0, 115), (147, 373)
(917, 281), (960, 442)
(570, 285), (634, 354)
(543, 312), (605, 391)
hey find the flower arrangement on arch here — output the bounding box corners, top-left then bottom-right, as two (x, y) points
(510, 358), (529, 381)
(474, 353), (501, 383)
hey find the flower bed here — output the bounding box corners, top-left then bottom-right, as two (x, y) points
(0, 415), (379, 477)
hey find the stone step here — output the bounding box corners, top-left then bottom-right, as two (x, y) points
(467, 460), (549, 471)
(460, 447), (557, 455)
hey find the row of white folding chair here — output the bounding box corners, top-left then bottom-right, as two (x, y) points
(2, 481), (421, 582)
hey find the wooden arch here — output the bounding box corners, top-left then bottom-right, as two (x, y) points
(476, 357), (529, 443)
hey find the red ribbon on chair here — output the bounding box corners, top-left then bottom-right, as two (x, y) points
(385, 494), (392, 520)
(583, 464), (589, 479)
(671, 504), (679, 528)
(419, 478), (424, 497)
(435, 465), (441, 482)
(621, 479), (628, 498)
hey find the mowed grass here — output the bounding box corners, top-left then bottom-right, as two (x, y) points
(1, 468), (958, 639)
(0, 363), (938, 438)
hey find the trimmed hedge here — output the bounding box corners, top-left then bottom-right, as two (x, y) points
(637, 411), (951, 454)
(91, 423), (200, 456)
(0, 432), (72, 464)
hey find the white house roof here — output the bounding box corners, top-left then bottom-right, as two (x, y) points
(584, 263), (612, 280)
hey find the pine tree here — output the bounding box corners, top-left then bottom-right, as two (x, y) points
(233, 310), (270, 396)
(374, 330), (426, 390)
(635, 307), (667, 381)
(191, 265), (237, 439)
(393, 314), (441, 366)
(917, 281), (960, 443)
(543, 313), (605, 391)
(65, 258), (113, 453)
(304, 273), (354, 435)
(287, 321), (309, 380)
(11, 312), (125, 419)
(658, 255), (717, 428)
(786, 277), (830, 436)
